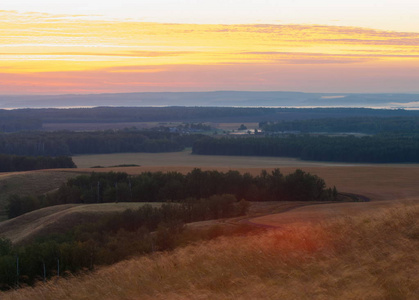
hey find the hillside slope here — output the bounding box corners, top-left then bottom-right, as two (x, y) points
(2, 202), (418, 300)
(0, 202), (162, 244)
(0, 170), (81, 217)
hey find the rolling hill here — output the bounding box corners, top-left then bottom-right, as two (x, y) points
(0, 202), (163, 244)
(1, 202), (417, 300)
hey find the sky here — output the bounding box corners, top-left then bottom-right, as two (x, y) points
(1, 0), (419, 94)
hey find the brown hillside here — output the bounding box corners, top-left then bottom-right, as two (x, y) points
(0, 170), (83, 216)
(2, 203), (418, 300)
(2, 160), (419, 243)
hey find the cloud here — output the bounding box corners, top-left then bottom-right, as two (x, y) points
(244, 51), (419, 59)
(318, 38), (419, 46)
(241, 52), (369, 64)
(280, 58), (368, 65)
(0, 51), (195, 58)
(104, 66), (167, 73)
(0, 10), (102, 22)
(1, 10), (419, 93)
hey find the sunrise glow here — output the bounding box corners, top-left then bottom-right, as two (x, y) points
(1, 1), (419, 94)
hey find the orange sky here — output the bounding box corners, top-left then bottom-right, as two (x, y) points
(1, 10), (419, 94)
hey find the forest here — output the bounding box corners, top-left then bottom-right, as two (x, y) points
(2, 107), (419, 132)
(0, 130), (203, 156)
(192, 134), (419, 163)
(7, 168), (337, 218)
(2, 110), (419, 164)
(260, 116), (419, 134)
(194, 115), (419, 163)
(0, 154), (75, 172)
(2, 115), (419, 164)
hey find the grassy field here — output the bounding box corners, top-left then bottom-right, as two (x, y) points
(0, 202), (163, 244)
(72, 150), (370, 169)
(0, 171), (84, 220)
(248, 199), (413, 228)
(2, 203), (417, 300)
(0, 171), (82, 197)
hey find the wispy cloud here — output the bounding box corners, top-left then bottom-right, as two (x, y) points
(244, 51), (419, 62)
(0, 10), (418, 93)
(0, 51), (196, 58)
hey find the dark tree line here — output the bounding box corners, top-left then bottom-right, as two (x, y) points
(0, 130), (204, 156)
(52, 168), (335, 204)
(0, 118), (42, 133)
(2, 107), (419, 132)
(260, 116), (419, 134)
(149, 122), (214, 132)
(192, 134), (419, 163)
(0, 154), (76, 172)
(7, 169), (336, 218)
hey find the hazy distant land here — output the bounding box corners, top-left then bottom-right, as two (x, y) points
(1, 91), (419, 109)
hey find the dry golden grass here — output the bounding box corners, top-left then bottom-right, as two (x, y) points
(2, 203), (418, 300)
(249, 199), (411, 228)
(0, 202), (162, 244)
(72, 150), (361, 169)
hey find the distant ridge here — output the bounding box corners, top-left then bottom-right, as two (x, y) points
(1, 91), (419, 109)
